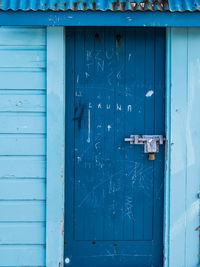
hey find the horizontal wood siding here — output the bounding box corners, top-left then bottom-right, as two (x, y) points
(0, 27), (46, 267)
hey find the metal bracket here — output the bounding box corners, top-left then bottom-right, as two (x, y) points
(124, 135), (165, 153)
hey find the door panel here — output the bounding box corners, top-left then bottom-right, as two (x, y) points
(65, 27), (165, 267)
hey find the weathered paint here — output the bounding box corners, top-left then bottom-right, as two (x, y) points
(0, 26), (46, 266)
(0, 24), (199, 267)
(0, 0), (200, 12)
(46, 26), (65, 267)
(165, 27), (200, 267)
(64, 27), (165, 266)
(2, 11), (200, 27)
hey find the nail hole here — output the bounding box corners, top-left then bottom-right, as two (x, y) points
(95, 33), (100, 40)
(116, 34), (121, 48)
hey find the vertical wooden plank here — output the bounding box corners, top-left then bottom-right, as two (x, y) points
(143, 28), (155, 241)
(123, 27), (135, 241)
(133, 28), (145, 240)
(92, 28), (105, 240)
(103, 28), (116, 240)
(46, 27), (65, 267)
(169, 27), (188, 267)
(186, 27), (200, 267)
(74, 28), (87, 241)
(166, 27), (200, 267)
(153, 28), (165, 266)
(164, 27), (171, 267)
(113, 27), (125, 240)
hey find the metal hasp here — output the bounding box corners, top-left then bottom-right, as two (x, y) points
(124, 135), (165, 160)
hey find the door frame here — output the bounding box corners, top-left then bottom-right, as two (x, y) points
(45, 26), (173, 267)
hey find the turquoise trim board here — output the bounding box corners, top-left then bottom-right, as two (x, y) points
(165, 28), (200, 267)
(46, 27), (65, 267)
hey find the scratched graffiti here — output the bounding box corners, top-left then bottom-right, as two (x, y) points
(65, 29), (165, 265)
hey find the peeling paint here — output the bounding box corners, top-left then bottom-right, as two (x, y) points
(146, 90), (154, 97)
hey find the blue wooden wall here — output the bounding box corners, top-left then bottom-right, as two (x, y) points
(0, 27), (46, 266)
(0, 26), (199, 267)
(166, 28), (200, 267)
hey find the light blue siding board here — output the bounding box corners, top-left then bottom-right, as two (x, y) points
(0, 222), (45, 244)
(46, 26), (65, 267)
(0, 94), (45, 112)
(0, 134), (45, 156)
(0, 27), (46, 46)
(0, 156), (46, 178)
(0, 89), (46, 95)
(170, 27), (188, 267)
(0, 50), (46, 68)
(0, 113), (46, 133)
(0, 200), (45, 222)
(0, 178), (46, 200)
(0, 71), (46, 90)
(0, 245), (45, 266)
(0, 45), (45, 50)
(186, 27), (200, 266)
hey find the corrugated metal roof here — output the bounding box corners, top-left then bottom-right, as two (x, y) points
(0, 0), (200, 12)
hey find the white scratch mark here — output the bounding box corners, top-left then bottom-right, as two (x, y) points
(78, 170), (124, 207)
(125, 196), (134, 220)
(86, 50), (92, 61)
(107, 71), (114, 86)
(95, 142), (100, 149)
(116, 104), (122, 111)
(128, 53), (132, 61)
(107, 125), (111, 132)
(116, 71), (121, 80)
(146, 90), (154, 97)
(106, 104), (111, 109)
(97, 61), (104, 71)
(127, 105), (132, 112)
(76, 74), (79, 84)
(77, 156), (81, 163)
(75, 91), (82, 97)
(87, 109), (91, 143)
(85, 72), (90, 78)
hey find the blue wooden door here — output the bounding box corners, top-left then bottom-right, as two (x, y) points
(65, 27), (165, 267)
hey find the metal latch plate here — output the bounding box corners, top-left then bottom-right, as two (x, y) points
(124, 135), (164, 153)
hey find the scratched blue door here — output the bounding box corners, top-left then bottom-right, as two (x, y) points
(65, 27), (165, 267)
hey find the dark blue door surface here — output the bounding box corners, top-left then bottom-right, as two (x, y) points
(65, 27), (165, 267)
